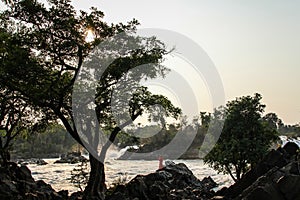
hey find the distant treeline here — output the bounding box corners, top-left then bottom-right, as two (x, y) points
(122, 112), (300, 159)
(11, 124), (77, 159)
(11, 115), (300, 159)
(278, 124), (300, 137)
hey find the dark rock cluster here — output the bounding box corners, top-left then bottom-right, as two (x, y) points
(0, 162), (68, 200)
(111, 142), (300, 200)
(1, 142), (299, 199)
(16, 159), (48, 166)
(106, 162), (217, 200)
(217, 142), (300, 200)
(54, 152), (88, 164)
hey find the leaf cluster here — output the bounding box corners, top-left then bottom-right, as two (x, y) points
(204, 93), (279, 182)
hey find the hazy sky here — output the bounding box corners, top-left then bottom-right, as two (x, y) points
(71, 0), (300, 124)
(1, 0), (299, 124)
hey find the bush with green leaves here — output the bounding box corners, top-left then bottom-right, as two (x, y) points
(70, 159), (89, 192)
(204, 93), (278, 182)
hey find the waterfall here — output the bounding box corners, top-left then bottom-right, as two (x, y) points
(279, 135), (300, 147)
(105, 145), (139, 160)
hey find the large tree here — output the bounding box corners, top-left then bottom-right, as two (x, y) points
(0, 0), (180, 199)
(0, 29), (45, 165)
(204, 93), (278, 182)
(0, 88), (31, 165)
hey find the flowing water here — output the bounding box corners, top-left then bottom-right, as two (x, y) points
(27, 158), (234, 194)
(26, 136), (300, 193)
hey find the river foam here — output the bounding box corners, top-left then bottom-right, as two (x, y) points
(27, 158), (234, 193)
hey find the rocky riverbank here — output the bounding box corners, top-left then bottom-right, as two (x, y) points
(54, 152), (88, 164)
(217, 142), (300, 199)
(109, 142), (300, 199)
(1, 142), (299, 199)
(0, 162), (68, 200)
(106, 161), (218, 200)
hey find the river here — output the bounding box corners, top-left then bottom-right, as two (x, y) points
(27, 158), (234, 194)
(27, 137), (300, 194)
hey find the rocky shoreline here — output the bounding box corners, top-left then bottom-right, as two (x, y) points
(0, 162), (68, 199)
(217, 142), (300, 199)
(54, 152), (88, 164)
(0, 142), (299, 199)
(106, 161), (218, 200)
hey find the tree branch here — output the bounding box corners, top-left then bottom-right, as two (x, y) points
(225, 165), (237, 182)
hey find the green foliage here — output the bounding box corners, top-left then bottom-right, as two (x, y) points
(12, 123), (77, 159)
(0, 0), (180, 149)
(137, 125), (177, 152)
(192, 109), (225, 158)
(70, 159), (89, 192)
(112, 123), (181, 154)
(204, 93), (278, 182)
(110, 173), (128, 188)
(113, 131), (139, 148)
(278, 124), (300, 138)
(105, 172), (129, 197)
(0, 86), (41, 165)
(0, 0), (181, 196)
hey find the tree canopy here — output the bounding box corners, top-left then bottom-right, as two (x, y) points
(0, 0), (181, 198)
(204, 93), (278, 182)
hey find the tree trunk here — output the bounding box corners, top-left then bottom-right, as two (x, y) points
(0, 149), (10, 166)
(82, 114), (141, 199)
(83, 154), (106, 200)
(225, 165), (237, 182)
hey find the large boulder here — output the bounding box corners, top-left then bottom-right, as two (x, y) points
(106, 162), (217, 200)
(54, 152), (87, 164)
(0, 162), (67, 200)
(218, 142), (300, 200)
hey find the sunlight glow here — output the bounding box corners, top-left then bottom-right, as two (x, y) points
(85, 29), (95, 43)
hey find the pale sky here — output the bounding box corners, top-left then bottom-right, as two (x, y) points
(71, 0), (300, 124)
(1, 0), (299, 124)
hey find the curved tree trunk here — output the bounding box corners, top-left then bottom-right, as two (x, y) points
(82, 113), (141, 199)
(83, 154), (106, 200)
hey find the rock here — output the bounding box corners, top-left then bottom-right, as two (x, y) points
(165, 160), (175, 166)
(106, 191), (127, 200)
(0, 163), (66, 200)
(245, 187), (279, 200)
(277, 174), (300, 200)
(69, 191), (83, 200)
(282, 142), (299, 155)
(36, 159), (48, 165)
(201, 176), (218, 190)
(149, 182), (167, 198)
(126, 176), (149, 199)
(219, 142), (300, 200)
(19, 165), (35, 182)
(58, 190), (69, 199)
(106, 162), (217, 200)
(210, 196), (226, 200)
(54, 152), (87, 164)
(289, 161), (300, 174)
(16, 158), (48, 166)
(0, 180), (20, 199)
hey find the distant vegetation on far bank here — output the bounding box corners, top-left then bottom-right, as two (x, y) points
(10, 114), (300, 160)
(11, 124), (78, 159)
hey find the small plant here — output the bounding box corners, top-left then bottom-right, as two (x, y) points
(70, 159), (89, 191)
(110, 172), (128, 188)
(105, 173), (129, 196)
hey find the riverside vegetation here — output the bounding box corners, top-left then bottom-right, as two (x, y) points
(1, 93), (299, 199)
(1, 0), (300, 199)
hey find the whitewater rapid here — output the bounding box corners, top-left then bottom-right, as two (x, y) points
(27, 136), (300, 193)
(27, 159), (234, 194)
